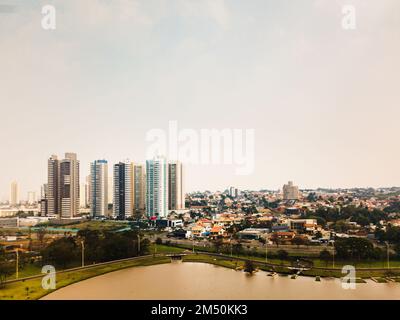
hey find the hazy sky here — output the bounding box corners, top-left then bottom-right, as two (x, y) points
(1, 0), (399, 200)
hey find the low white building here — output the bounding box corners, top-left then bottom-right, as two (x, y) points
(19, 217), (50, 227)
(0, 217), (19, 228)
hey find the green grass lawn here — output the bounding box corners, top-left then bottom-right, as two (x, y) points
(150, 244), (186, 254)
(8, 263), (43, 280)
(183, 254), (243, 270)
(0, 256), (170, 300)
(52, 220), (127, 231)
(312, 259), (400, 269)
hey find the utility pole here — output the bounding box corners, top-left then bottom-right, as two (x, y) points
(81, 240), (85, 267)
(332, 239), (335, 269)
(137, 234), (141, 256)
(192, 238), (195, 253)
(265, 240), (268, 264)
(15, 249), (19, 279)
(230, 237), (233, 257)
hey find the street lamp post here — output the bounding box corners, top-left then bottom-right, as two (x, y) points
(385, 241), (390, 269)
(81, 240), (85, 267)
(332, 240), (335, 269)
(265, 240), (268, 264)
(230, 237), (233, 257)
(137, 234), (141, 256)
(192, 238), (195, 253)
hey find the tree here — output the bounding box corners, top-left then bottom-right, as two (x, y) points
(36, 227), (48, 249)
(212, 238), (224, 253)
(0, 246), (13, 287)
(232, 243), (243, 255)
(384, 226), (400, 243)
(271, 237), (280, 247)
(277, 250), (289, 264)
(332, 220), (349, 233)
(319, 249), (332, 267)
(41, 237), (79, 269)
(334, 237), (374, 260)
(139, 238), (150, 256)
(155, 237), (163, 245)
(101, 232), (137, 261)
(292, 236), (306, 248)
(314, 231), (323, 239)
(77, 229), (103, 263)
(243, 260), (256, 274)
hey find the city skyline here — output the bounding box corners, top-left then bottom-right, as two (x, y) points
(4, 164), (400, 204)
(1, 0), (400, 199)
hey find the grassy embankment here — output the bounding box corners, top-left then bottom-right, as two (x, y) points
(1, 241), (182, 288)
(167, 242), (400, 267)
(48, 220), (128, 232)
(0, 255), (170, 300)
(160, 242), (400, 279)
(183, 253), (400, 280)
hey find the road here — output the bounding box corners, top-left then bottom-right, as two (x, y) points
(160, 235), (334, 256)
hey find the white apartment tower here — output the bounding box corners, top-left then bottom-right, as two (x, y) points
(108, 176), (113, 205)
(283, 181), (300, 200)
(90, 160), (109, 217)
(146, 157), (168, 218)
(10, 181), (18, 206)
(47, 155), (60, 216)
(27, 191), (36, 205)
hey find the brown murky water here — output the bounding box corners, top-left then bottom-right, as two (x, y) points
(43, 262), (400, 300)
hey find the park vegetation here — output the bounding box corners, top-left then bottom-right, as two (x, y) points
(41, 229), (150, 269)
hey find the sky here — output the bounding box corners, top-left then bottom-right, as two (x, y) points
(0, 0), (399, 200)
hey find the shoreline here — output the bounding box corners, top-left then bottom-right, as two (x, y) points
(2, 252), (400, 300)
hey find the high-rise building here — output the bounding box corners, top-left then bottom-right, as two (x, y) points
(134, 164), (146, 212)
(40, 184), (48, 200)
(146, 157), (168, 218)
(60, 153), (80, 218)
(113, 161), (133, 219)
(27, 191), (36, 205)
(79, 182), (86, 208)
(90, 160), (108, 217)
(168, 161), (184, 210)
(40, 183), (48, 216)
(47, 155), (60, 216)
(9, 181), (18, 206)
(40, 199), (48, 216)
(85, 175), (91, 207)
(108, 176), (113, 204)
(283, 181), (300, 200)
(80, 175), (91, 208)
(228, 186), (239, 198)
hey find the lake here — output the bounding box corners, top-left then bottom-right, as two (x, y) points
(43, 262), (400, 300)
